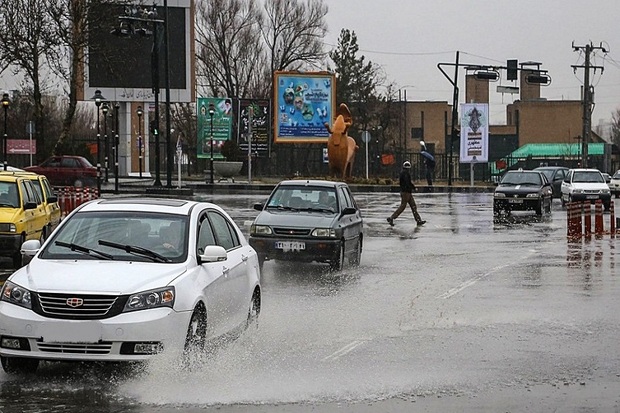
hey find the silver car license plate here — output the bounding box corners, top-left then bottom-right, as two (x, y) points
(275, 241), (306, 250)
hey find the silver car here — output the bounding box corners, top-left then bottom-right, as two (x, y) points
(249, 179), (364, 271)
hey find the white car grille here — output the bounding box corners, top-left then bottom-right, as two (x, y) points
(36, 293), (121, 319)
(36, 342), (112, 354)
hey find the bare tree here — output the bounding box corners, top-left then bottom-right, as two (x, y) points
(195, 0), (265, 99)
(261, 0), (328, 75)
(0, 0), (60, 162)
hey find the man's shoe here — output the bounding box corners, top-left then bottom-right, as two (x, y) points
(387, 217), (394, 226)
(417, 220), (426, 226)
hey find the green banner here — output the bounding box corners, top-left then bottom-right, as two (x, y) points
(197, 97), (233, 159)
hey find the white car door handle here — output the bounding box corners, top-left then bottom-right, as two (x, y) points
(222, 266), (230, 276)
(241, 254), (248, 262)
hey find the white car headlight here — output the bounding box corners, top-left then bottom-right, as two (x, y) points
(311, 228), (336, 238)
(251, 224), (272, 235)
(573, 188), (585, 194)
(526, 193), (539, 198)
(123, 287), (175, 312)
(601, 188), (610, 194)
(494, 193), (506, 198)
(1, 281), (32, 309)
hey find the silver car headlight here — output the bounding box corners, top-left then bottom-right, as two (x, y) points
(251, 224), (272, 235)
(123, 287), (175, 313)
(494, 193), (506, 198)
(311, 228), (336, 238)
(1, 281), (32, 309)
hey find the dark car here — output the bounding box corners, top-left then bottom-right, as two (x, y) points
(249, 179), (363, 271)
(24, 155), (98, 188)
(493, 170), (553, 216)
(533, 166), (569, 199)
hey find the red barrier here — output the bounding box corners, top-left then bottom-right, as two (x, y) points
(583, 202), (591, 238)
(567, 202), (582, 238)
(611, 201), (616, 238)
(57, 186), (100, 219)
(594, 200), (604, 236)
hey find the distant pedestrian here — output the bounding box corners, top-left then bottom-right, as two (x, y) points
(420, 141), (435, 187)
(387, 161), (426, 227)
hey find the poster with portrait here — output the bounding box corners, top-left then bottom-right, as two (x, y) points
(238, 99), (270, 156)
(197, 97), (233, 159)
(273, 71), (335, 143)
(459, 103), (489, 163)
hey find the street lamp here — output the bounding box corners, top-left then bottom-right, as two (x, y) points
(91, 89), (106, 194)
(208, 103), (215, 184)
(101, 102), (110, 182)
(1, 93), (10, 171)
(137, 106), (143, 178)
(114, 102), (120, 193)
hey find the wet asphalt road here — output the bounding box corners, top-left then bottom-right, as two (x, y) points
(1, 191), (620, 413)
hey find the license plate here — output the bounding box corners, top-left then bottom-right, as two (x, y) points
(508, 199), (523, 203)
(39, 321), (102, 343)
(586, 195), (598, 199)
(275, 241), (306, 251)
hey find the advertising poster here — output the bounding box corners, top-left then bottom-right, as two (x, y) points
(238, 99), (270, 156)
(459, 103), (489, 163)
(197, 97), (233, 159)
(274, 71), (335, 143)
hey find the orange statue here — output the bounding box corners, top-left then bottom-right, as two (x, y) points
(324, 103), (358, 179)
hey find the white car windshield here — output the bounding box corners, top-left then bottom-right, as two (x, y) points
(40, 211), (189, 263)
(573, 171), (604, 183)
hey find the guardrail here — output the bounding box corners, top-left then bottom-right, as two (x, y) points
(567, 200), (616, 239)
(56, 187), (100, 218)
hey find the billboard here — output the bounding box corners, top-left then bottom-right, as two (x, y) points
(273, 71), (335, 143)
(83, 0), (194, 103)
(197, 97), (233, 160)
(238, 99), (270, 156)
(460, 103), (489, 163)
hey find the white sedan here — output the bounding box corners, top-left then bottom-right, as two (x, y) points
(0, 198), (261, 374)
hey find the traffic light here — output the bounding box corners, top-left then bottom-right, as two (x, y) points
(507, 59), (518, 81)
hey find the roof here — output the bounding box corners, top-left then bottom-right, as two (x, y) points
(510, 143), (606, 157)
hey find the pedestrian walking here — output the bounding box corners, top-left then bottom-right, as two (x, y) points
(387, 161), (426, 226)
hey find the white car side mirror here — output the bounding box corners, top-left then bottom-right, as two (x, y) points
(199, 245), (227, 263)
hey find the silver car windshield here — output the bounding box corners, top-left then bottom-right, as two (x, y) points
(267, 186), (338, 212)
(39, 211), (188, 263)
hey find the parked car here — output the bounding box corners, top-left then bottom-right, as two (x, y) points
(0, 173), (48, 268)
(0, 171), (61, 234)
(493, 169), (553, 216)
(24, 155), (98, 188)
(0, 198), (261, 373)
(560, 168), (611, 210)
(609, 170), (620, 198)
(249, 179), (364, 271)
(602, 172), (612, 184)
(533, 166), (569, 199)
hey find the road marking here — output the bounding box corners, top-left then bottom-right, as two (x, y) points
(323, 340), (365, 361)
(436, 251), (536, 299)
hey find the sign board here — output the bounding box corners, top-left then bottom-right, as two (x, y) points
(238, 99), (270, 156)
(273, 71), (335, 143)
(8, 139), (36, 154)
(196, 97), (233, 160)
(459, 103), (489, 163)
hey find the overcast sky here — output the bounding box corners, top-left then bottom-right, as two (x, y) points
(322, 0), (620, 128)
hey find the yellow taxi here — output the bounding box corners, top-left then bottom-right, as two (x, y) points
(0, 173), (48, 268)
(1, 171), (62, 232)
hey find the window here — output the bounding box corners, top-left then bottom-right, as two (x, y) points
(61, 158), (78, 168)
(197, 216), (216, 255)
(208, 211), (239, 251)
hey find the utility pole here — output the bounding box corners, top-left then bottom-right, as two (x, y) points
(571, 41), (607, 168)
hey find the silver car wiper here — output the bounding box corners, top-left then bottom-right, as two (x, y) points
(55, 241), (114, 260)
(98, 239), (171, 263)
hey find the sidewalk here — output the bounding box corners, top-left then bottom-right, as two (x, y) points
(99, 176), (496, 195)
